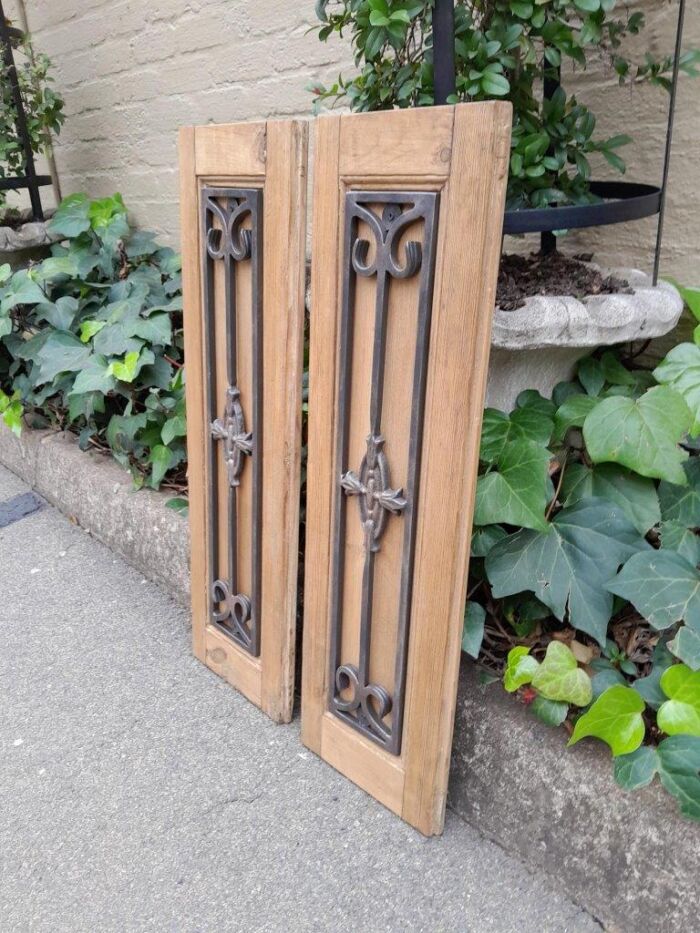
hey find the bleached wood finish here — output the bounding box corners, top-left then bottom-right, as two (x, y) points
(301, 103), (511, 835)
(179, 119), (308, 722)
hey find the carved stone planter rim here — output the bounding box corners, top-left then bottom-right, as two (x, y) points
(492, 267), (683, 351)
(0, 211), (61, 253)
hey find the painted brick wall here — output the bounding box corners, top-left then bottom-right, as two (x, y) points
(15, 0), (351, 241)
(14, 1), (700, 280)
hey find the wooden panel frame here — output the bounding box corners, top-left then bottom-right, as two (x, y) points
(301, 103), (511, 834)
(179, 119), (308, 722)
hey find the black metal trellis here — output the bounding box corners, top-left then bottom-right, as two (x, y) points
(431, 0), (687, 284)
(0, 0), (52, 220)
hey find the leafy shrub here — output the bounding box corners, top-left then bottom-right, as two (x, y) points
(0, 28), (64, 211)
(312, 1), (700, 210)
(0, 193), (186, 491)
(464, 286), (700, 820)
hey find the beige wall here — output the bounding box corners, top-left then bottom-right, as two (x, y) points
(16, 1), (700, 282)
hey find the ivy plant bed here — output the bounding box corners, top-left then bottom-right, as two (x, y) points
(464, 284), (700, 823)
(0, 193), (187, 501)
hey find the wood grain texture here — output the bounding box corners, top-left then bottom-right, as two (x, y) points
(180, 119), (308, 722)
(301, 103), (511, 835)
(259, 120), (308, 721)
(194, 122), (266, 177)
(300, 115), (342, 753)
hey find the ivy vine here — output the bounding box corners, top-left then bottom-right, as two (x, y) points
(311, 0), (700, 210)
(464, 281), (700, 820)
(0, 193), (186, 495)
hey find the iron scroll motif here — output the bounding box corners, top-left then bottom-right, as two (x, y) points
(340, 434), (406, 553)
(211, 386), (253, 488)
(330, 191), (440, 754)
(202, 187), (263, 656)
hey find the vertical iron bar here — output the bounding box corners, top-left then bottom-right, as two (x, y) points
(250, 191), (263, 658)
(0, 2), (43, 219)
(328, 206), (357, 702)
(432, 0), (456, 105)
(391, 196), (439, 751)
(653, 0), (686, 285)
(224, 219), (238, 602)
(202, 199), (219, 634)
(540, 63), (561, 255)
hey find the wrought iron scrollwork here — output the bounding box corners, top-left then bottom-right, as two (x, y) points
(330, 191), (440, 754)
(202, 187), (263, 656)
(211, 386), (254, 488)
(340, 433), (406, 553)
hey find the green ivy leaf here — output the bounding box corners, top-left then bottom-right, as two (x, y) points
(36, 296), (80, 331)
(161, 411), (186, 446)
(79, 320), (107, 343)
(474, 440), (551, 531)
(479, 406), (553, 462)
(530, 696), (569, 727)
(614, 745), (658, 790)
(633, 641), (675, 709)
(503, 646), (539, 693)
(577, 356), (605, 396)
(657, 665), (700, 736)
(658, 458), (700, 526)
(471, 525), (507, 558)
(659, 521), (700, 568)
(68, 354), (116, 396)
(461, 601), (486, 659)
(561, 462), (660, 534)
(606, 550), (700, 632)
(148, 443), (175, 488)
(166, 496), (189, 516)
(531, 641), (592, 706)
(486, 499), (647, 646)
(47, 192), (91, 238)
(654, 343), (700, 436)
(108, 350), (143, 383)
(656, 735), (700, 820)
(583, 386), (692, 484)
(669, 627), (700, 672)
(568, 685), (646, 757)
(34, 331), (93, 385)
(591, 667), (626, 702)
(88, 193), (126, 231)
(553, 394), (600, 440)
(0, 270), (47, 315)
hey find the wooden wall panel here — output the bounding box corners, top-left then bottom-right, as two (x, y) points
(301, 103), (511, 834)
(179, 119), (307, 722)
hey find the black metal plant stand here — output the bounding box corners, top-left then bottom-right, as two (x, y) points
(431, 0), (687, 284)
(0, 1), (52, 220)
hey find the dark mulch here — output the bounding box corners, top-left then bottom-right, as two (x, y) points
(497, 251), (633, 311)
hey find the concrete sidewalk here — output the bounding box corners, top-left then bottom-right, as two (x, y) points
(0, 464), (601, 933)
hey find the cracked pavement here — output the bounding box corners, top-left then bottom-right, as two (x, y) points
(0, 464), (601, 933)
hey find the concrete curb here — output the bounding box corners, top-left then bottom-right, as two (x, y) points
(0, 423), (190, 604)
(2, 423), (697, 931)
(451, 663), (700, 933)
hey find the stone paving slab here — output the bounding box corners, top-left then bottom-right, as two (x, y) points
(0, 465), (600, 933)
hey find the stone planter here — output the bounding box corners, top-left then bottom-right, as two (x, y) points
(486, 268), (684, 411)
(0, 208), (60, 269)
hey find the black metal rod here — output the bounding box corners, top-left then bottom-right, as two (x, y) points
(653, 0), (686, 285)
(0, 1), (43, 220)
(540, 62), (561, 255)
(433, 0), (456, 105)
